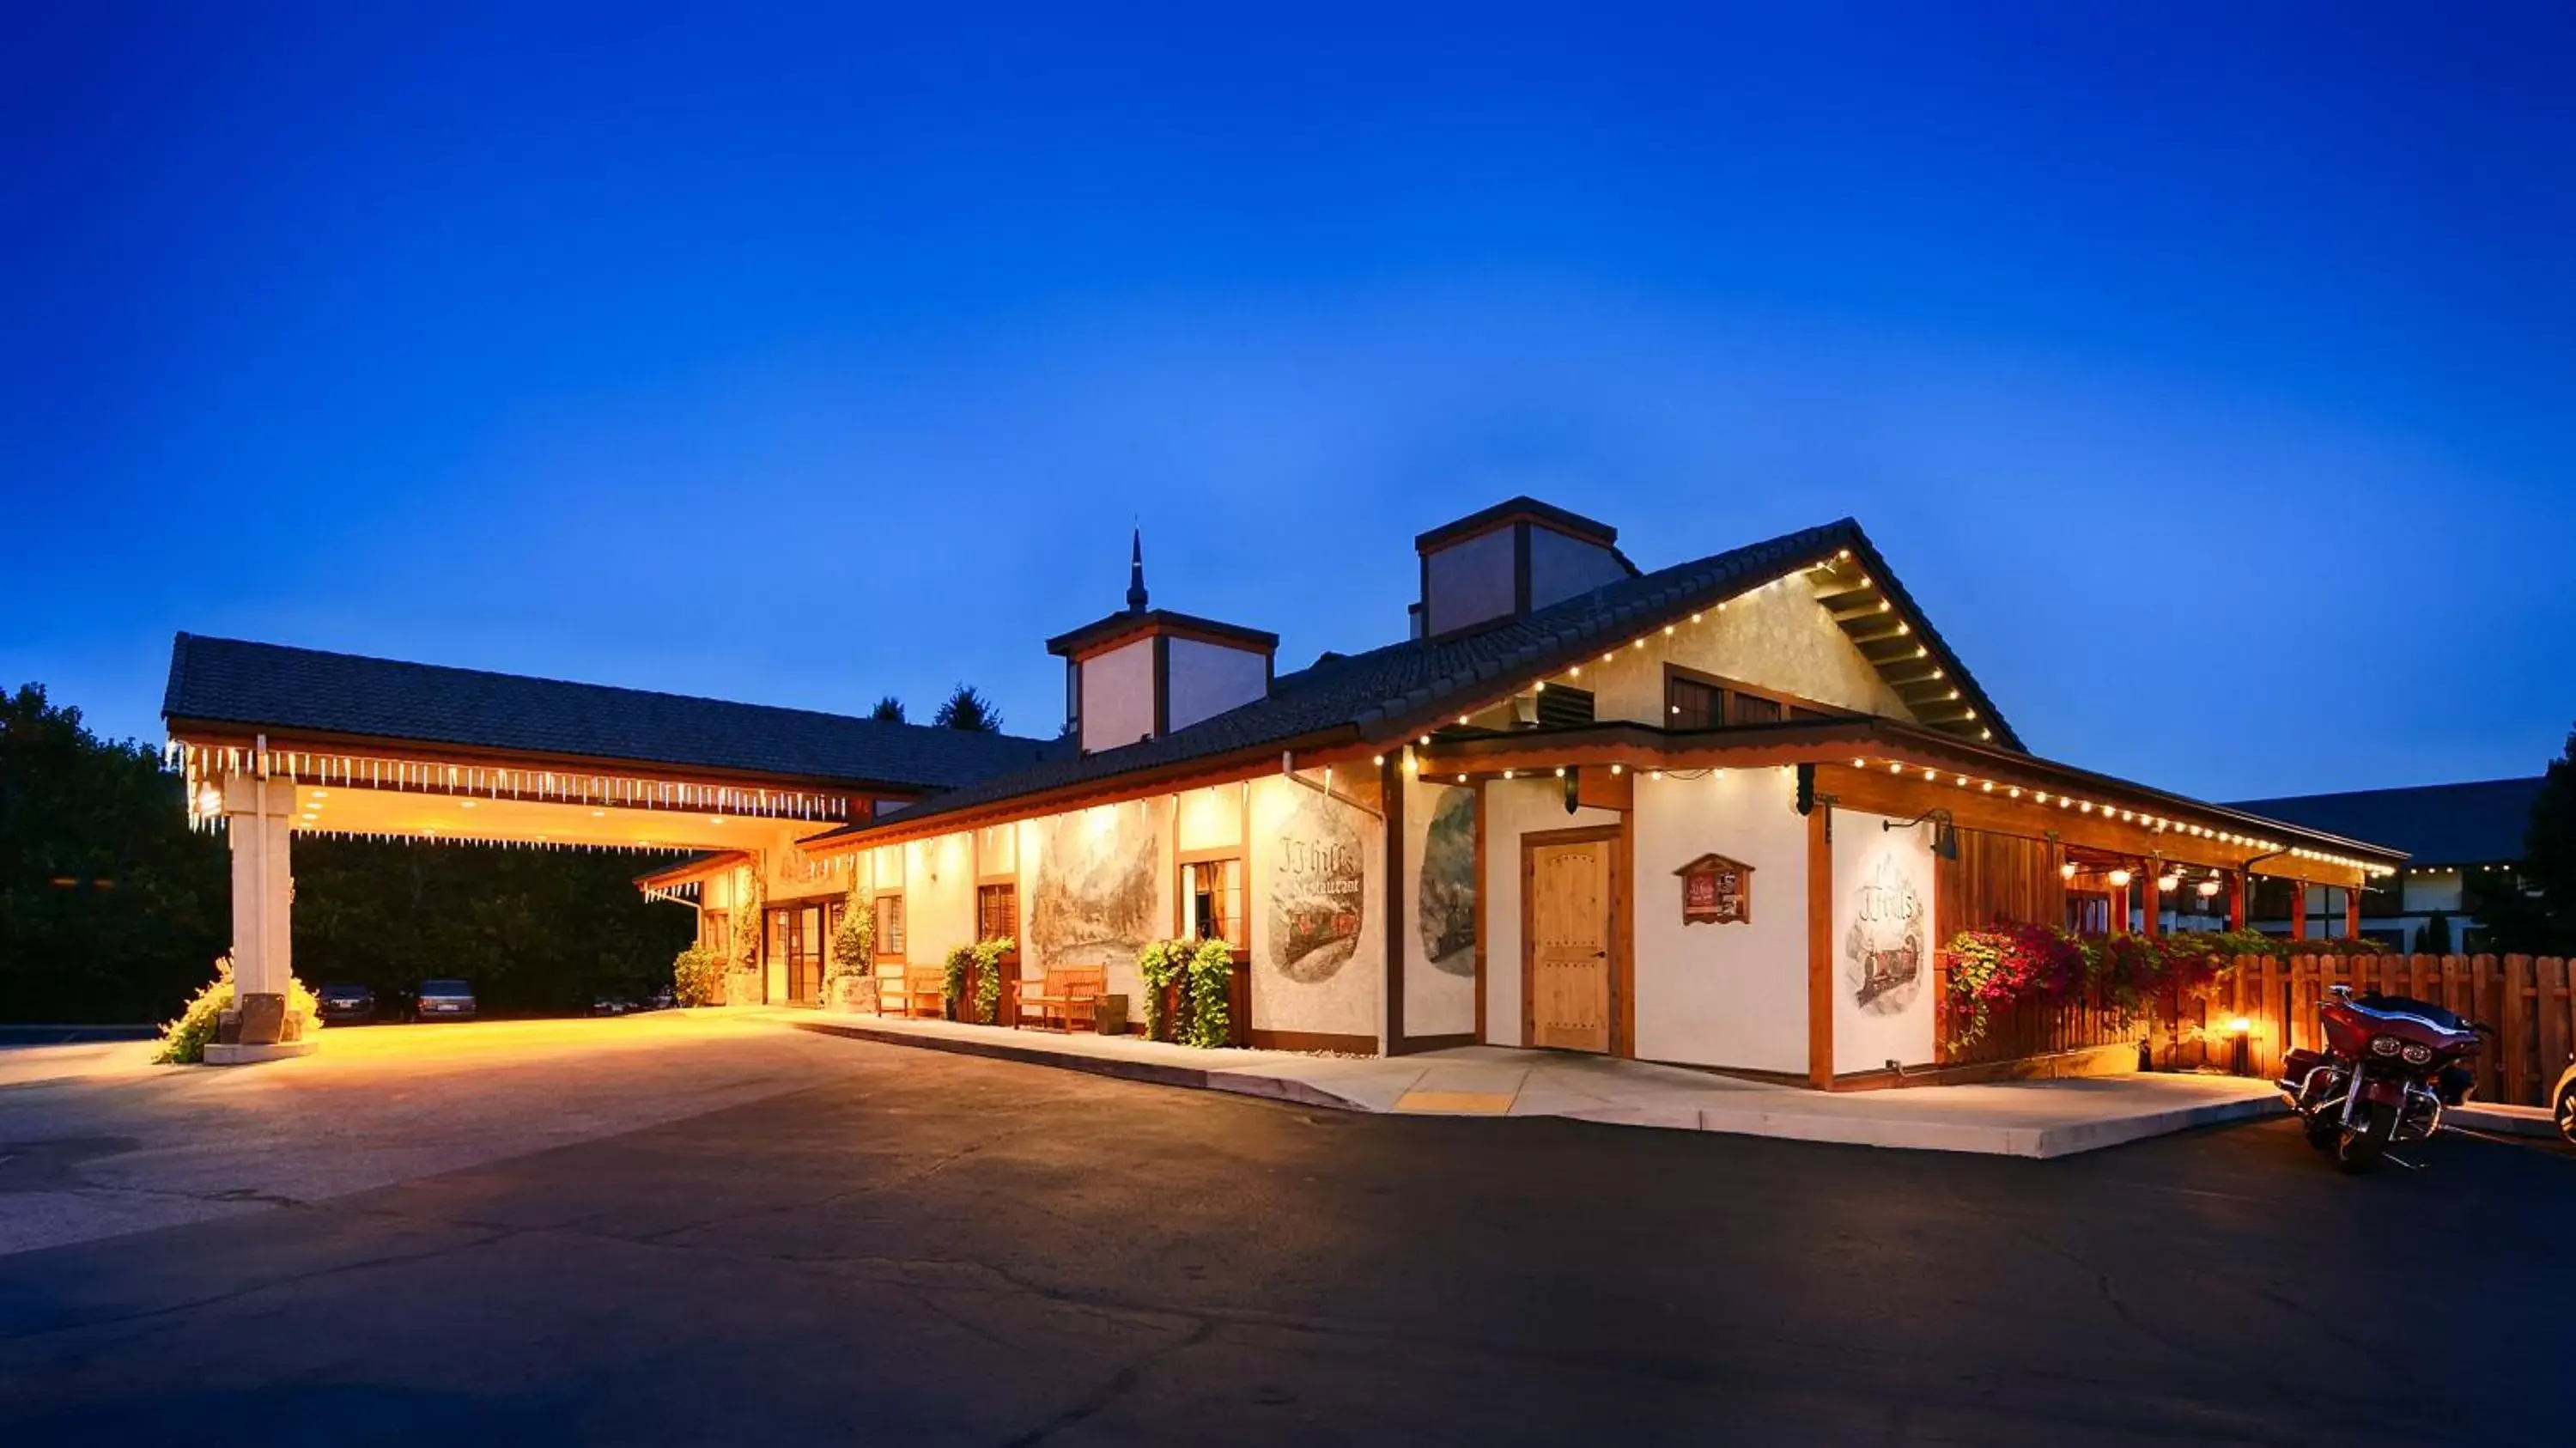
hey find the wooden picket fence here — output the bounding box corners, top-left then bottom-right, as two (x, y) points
(1939, 953), (2576, 1107)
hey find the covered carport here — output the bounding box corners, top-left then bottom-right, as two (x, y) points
(161, 632), (1049, 1059)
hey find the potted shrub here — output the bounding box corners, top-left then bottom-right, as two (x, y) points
(826, 879), (878, 1013)
(671, 945), (725, 1007)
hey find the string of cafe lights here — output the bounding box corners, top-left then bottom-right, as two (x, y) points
(170, 739), (856, 830)
(1364, 551), (2395, 879)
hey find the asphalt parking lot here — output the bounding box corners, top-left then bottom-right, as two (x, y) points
(1, 1022), (2568, 1445)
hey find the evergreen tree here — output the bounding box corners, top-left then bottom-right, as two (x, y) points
(933, 684), (1001, 732)
(2480, 723), (2576, 954)
(869, 696), (907, 723)
(2415, 910), (2451, 956)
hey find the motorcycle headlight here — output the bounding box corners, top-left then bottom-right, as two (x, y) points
(2401, 1043), (2433, 1066)
(2369, 1035), (2403, 1056)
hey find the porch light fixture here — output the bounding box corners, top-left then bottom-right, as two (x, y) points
(2196, 878), (2222, 899)
(1371, 755), (1383, 766)
(2157, 872), (2180, 893)
(2060, 861), (2078, 880)
(1883, 807), (1959, 861)
(1503, 770), (1514, 779)
(1610, 764), (1624, 776)
(2107, 868), (2133, 888)
(1553, 767), (1566, 777)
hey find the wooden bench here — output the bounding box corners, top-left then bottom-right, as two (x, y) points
(1017, 965), (1105, 1032)
(878, 963), (946, 1019)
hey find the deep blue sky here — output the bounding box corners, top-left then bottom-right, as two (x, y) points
(6, 3), (2572, 799)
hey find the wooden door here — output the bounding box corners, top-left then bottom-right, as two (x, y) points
(1526, 833), (1615, 1053)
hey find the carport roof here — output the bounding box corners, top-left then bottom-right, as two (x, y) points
(163, 633), (1056, 793)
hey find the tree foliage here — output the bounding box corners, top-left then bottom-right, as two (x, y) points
(869, 696), (907, 723)
(933, 684), (1001, 732)
(2480, 722), (2576, 954)
(3, 680), (696, 1023)
(0, 684), (227, 1023)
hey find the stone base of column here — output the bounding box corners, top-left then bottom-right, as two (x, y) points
(203, 1039), (319, 1066)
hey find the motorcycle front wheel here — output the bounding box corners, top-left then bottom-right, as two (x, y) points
(2337, 1100), (2397, 1174)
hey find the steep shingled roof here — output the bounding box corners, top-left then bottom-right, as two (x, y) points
(162, 633), (1056, 792)
(811, 517), (2014, 842)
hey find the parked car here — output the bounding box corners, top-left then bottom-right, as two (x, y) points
(2554, 1060), (2576, 1145)
(415, 978), (478, 1021)
(313, 983), (379, 1026)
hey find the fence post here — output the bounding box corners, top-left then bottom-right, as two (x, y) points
(2501, 955), (2533, 1105)
(2538, 957), (2569, 1101)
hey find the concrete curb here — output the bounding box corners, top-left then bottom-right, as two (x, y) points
(788, 1020), (1368, 1113)
(2449, 1102), (2559, 1140)
(791, 1019), (2290, 1158)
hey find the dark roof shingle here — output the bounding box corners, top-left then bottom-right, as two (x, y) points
(2224, 779), (2543, 867)
(162, 633), (1054, 792)
(814, 517), (2012, 839)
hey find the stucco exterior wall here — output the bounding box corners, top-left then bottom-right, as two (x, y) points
(1165, 637), (1268, 733)
(1400, 775), (1477, 1039)
(1831, 809), (1939, 1074)
(1079, 637), (1156, 752)
(1174, 782), (1246, 855)
(904, 831), (976, 966)
(1477, 777), (1622, 1049)
(1631, 767), (1812, 1075)
(1247, 773), (1382, 1043)
(1578, 573), (1917, 725)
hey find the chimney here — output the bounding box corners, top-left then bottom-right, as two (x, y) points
(1414, 496), (1633, 638)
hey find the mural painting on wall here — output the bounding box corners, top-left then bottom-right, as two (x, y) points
(1271, 792), (1366, 983)
(1843, 849), (1924, 1013)
(1029, 801), (1163, 968)
(1416, 787), (1476, 976)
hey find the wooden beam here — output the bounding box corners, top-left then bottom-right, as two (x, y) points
(1382, 753), (1406, 1054)
(1807, 804), (1834, 1089)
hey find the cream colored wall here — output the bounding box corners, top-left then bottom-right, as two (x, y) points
(904, 831), (976, 965)
(1526, 526), (1627, 611)
(1400, 774), (1476, 1038)
(1478, 777), (1622, 1049)
(1423, 526), (1516, 636)
(1248, 773), (1382, 1043)
(1166, 637), (1268, 733)
(1174, 784), (1246, 854)
(1576, 572), (1916, 725)
(1831, 809), (1939, 1074)
(1630, 767), (1811, 1075)
(1079, 637), (1156, 752)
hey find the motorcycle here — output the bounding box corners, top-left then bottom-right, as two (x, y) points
(2277, 983), (2486, 1173)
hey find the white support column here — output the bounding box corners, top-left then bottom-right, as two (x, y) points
(223, 770), (297, 996)
(210, 770), (313, 1061)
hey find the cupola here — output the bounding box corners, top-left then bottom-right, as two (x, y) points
(1048, 530), (1278, 753)
(1412, 496), (1636, 638)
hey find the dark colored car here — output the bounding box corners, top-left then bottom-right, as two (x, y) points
(313, 983), (378, 1026)
(415, 978), (478, 1021)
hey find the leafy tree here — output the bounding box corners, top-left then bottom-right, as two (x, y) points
(0, 684), (227, 1023)
(2480, 723), (2576, 955)
(933, 684), (1001, 732)
(869, 696), (907, 723)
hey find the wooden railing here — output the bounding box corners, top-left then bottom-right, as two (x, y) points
(1939, 952), (2576, 1107)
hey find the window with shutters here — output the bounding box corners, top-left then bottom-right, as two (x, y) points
(872, 893), (906, 959)
(1663, 666), (1845, 732)
(977, 883), (1017, 943)
(1180, 856), (1246, 950)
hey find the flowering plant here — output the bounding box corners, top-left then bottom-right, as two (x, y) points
(1943, 926), (2087, 1044)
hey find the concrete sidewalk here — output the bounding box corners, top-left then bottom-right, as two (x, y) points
(787, 1013), (2283, 1159)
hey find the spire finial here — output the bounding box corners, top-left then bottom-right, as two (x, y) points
(1126, 525), (1149, 612)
